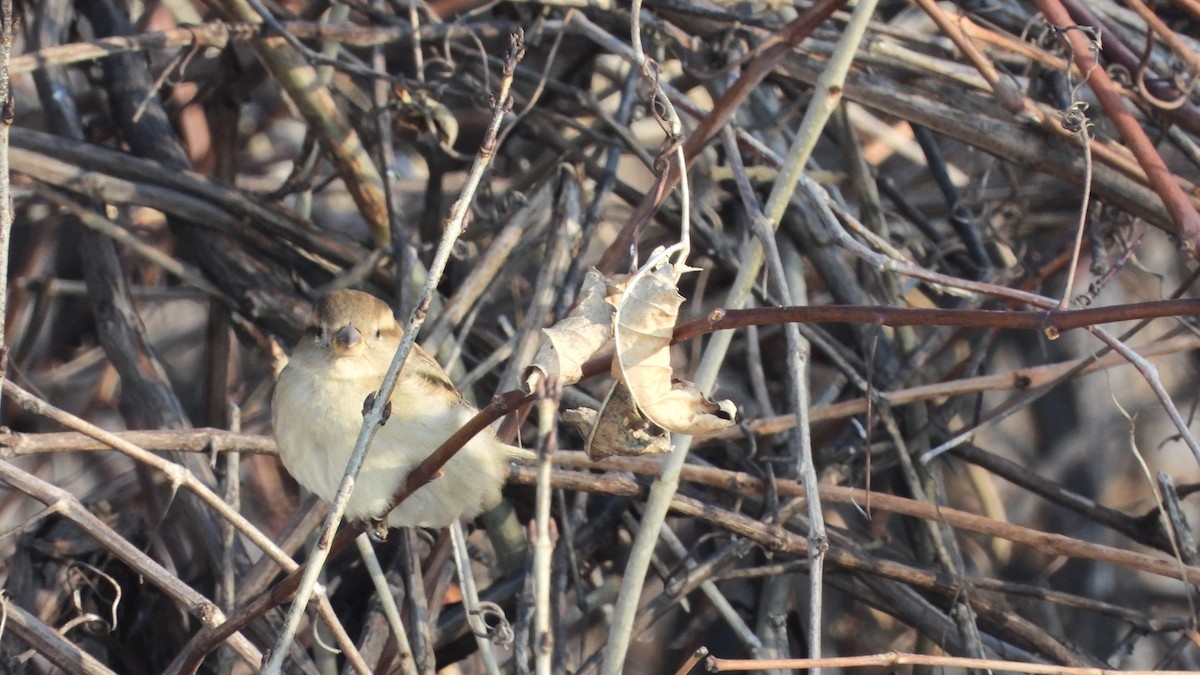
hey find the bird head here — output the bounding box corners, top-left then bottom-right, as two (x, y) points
(310, 290), (401, 359)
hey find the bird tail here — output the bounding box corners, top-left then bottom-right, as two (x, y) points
(503, 444), (538, 463)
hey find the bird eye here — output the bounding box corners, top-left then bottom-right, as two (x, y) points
(374, 328), (383, 340)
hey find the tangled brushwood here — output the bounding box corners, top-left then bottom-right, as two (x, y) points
(1, 0), (1200, 673)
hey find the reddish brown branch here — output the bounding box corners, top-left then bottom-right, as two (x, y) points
(387, 389), (530, 515)
(672, 299), (1200, 343)
(1037, 0), (1200, 256)
(1060, 0), (1200, 136)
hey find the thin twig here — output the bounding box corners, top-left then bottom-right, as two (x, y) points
(449, 522), (501, 674)
(0, 0), (13, 413)
(533, 378), (560, 674)
(706, 651), (1199, 673)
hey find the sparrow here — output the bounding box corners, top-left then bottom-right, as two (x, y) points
(272, 289), (511, 528)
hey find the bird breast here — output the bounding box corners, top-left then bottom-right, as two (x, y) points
(273, 353), (506, 527)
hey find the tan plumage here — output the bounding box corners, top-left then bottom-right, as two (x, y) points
(272, 289), (509, 528)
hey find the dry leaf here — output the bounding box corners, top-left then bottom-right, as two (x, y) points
(525, 268), (619, 390)
(563, 382), (673, 459)
(613, 254), (736, 436)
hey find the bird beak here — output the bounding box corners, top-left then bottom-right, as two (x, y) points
(332, 325), (364, 356)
